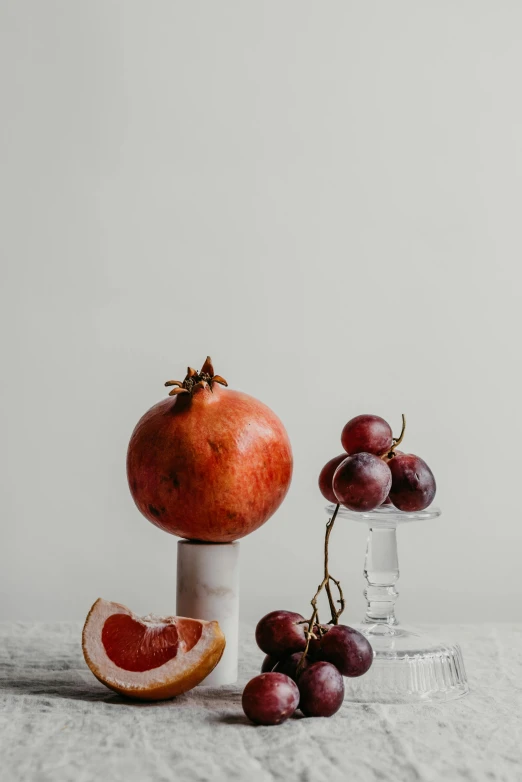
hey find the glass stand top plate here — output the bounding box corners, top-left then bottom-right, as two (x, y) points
(326, 503), (441, 526)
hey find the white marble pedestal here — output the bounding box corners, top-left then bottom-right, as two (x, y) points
(176, 540), (239, 686)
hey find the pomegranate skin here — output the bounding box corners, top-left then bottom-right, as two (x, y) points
(127, 383), (293, 543)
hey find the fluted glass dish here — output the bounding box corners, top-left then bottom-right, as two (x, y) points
(326, 504), (469, 704)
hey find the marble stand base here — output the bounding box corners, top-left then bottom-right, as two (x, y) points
(176, 540), (239, 686)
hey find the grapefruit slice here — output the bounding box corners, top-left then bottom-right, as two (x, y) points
(82, 598), (225, 700)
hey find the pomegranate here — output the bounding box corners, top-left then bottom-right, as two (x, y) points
(127, 357), (293, 542)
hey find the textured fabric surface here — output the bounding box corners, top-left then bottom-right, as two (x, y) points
(0, 622), (520, 782)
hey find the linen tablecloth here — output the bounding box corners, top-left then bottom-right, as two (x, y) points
(0, 622), (520, 782)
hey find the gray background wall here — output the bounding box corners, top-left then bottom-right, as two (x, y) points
(1, 1), (520, 624)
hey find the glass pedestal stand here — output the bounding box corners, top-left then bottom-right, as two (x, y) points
(327, 504), (469, 703)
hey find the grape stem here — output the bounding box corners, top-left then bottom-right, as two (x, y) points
(297, 503), (344, 674)
(382, 413), (406, 458)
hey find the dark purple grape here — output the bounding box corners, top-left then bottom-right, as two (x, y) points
(255, 610), (307, 657)
(298, 662), (345, 717)
(242, 673), (299, 725)
(318, 454), (348, 503)
(388, 453), (436, 511)
(320, 625), (373, 677)
(308, 624), (329, 658)
(261, 655), (278, 673)
(274, 652), (310, 681)
(381, 451), (401, 506)
(333, 453), (392, 511)
(341, 415), (392, 456)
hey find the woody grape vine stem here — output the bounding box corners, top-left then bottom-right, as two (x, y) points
(296, 415), (404, 675)
(298, 503), (344, 672)
(383, 414), (406, 458)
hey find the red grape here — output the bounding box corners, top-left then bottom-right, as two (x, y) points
(341, 415), (392, 456)
(274, 652), (310, 681)
(381, 451), (401, 506)
(261, 655), (278, 673)
(333, 453), (392, 511)
(242, 673), (299, 725)
(318, 454), (348, 503)
(298, 662), (345, 717)
(320, 625), (373, 677)
(308, 624), (329, 658)
(255, 610), (307, 657)
(388, 453), (436, 511)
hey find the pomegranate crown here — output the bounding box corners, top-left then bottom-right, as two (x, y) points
(164, 356), (228, 397)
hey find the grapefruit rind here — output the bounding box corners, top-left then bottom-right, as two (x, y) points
(82, 598), (225, 701)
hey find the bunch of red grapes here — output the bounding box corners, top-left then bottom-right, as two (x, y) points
(241, 414), (435, 726)
(242, 611), (373, 725)
(319, 414), (436, 512)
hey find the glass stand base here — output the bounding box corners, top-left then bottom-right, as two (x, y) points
(345, 623), (469, 703)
